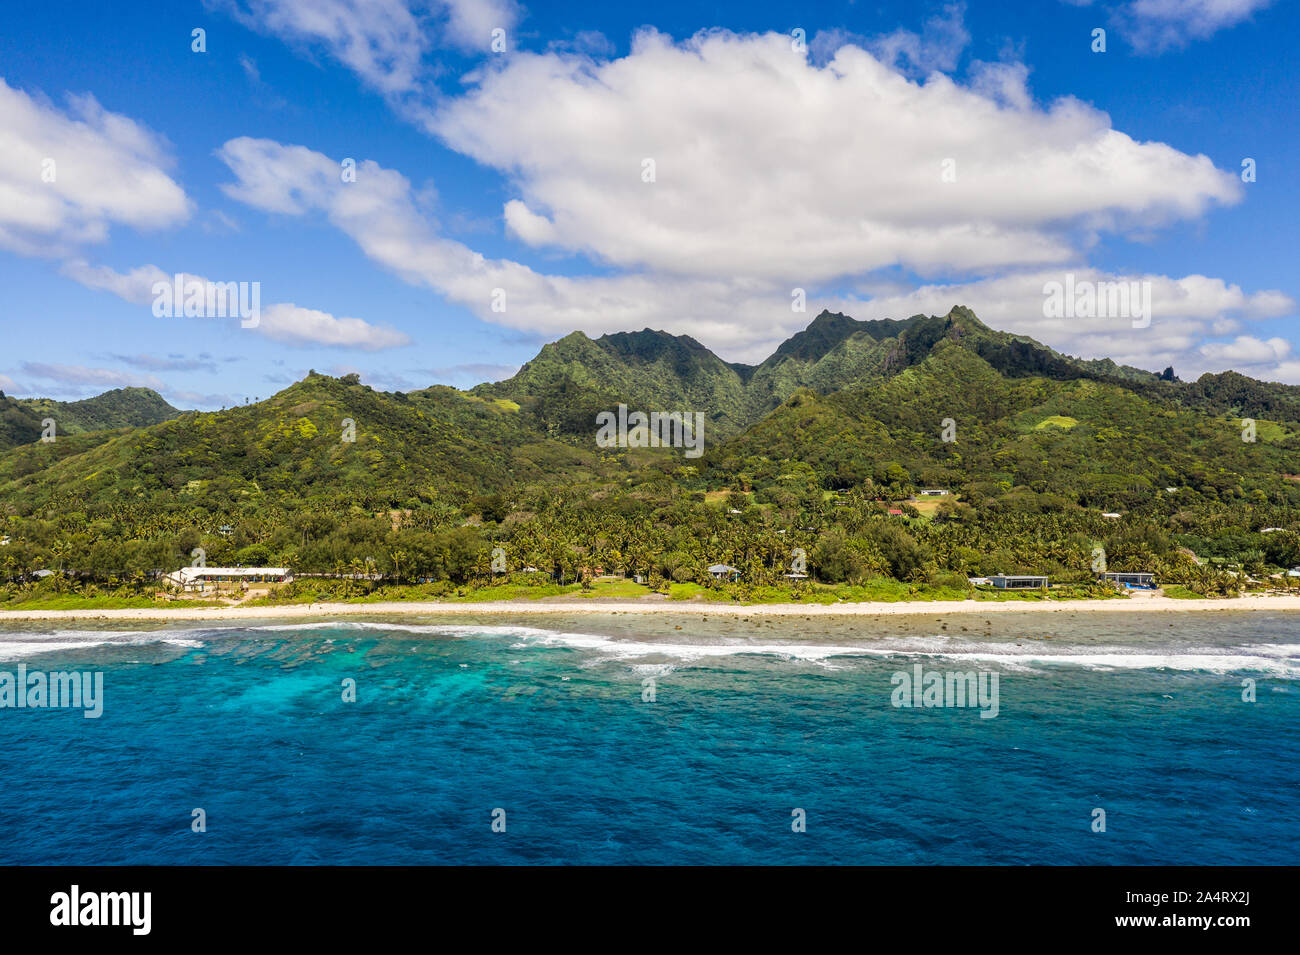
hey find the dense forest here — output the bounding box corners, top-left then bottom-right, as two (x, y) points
(1, 307), (1298, 603)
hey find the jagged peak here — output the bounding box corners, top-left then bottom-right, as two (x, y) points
(942, 304), (989, 329)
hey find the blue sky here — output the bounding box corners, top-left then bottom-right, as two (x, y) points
(0, 0), (1296, 408)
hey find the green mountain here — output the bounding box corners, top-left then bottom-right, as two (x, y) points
(712, 340), (1299, 506)
(1, 309), (1297, 590)
(475, 306), (1246, 440)
(473, 328), (754, 436)
(0, 387), (180, 450)
(0, 371), (594, 512)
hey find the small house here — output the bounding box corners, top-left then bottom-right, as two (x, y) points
(163, 566), (291, 592)
(1100, 572), (1157, 590)
(990, 574), (1048, 590)
(707, 564), (740, 580)
(918, 489), (950, 496)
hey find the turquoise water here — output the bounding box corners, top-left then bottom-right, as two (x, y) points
(0, 612), (1296, 864)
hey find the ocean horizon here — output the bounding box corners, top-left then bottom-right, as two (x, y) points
(1, 611), (1296, 865)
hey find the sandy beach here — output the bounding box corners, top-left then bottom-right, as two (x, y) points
(2, 591), (1299, 622)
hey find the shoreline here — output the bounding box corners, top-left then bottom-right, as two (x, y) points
(2, 592), (1299, 622)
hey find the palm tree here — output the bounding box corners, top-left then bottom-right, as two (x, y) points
(390, 548), (410, 585)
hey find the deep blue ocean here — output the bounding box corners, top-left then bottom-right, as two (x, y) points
(0, 611), (1296, 864)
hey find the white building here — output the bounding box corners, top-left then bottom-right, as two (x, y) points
(1099, 571), (1157, 589)
(990, 574), (1048, 590)
(163, 566), (290, 591)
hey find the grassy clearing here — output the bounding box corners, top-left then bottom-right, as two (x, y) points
(1161, 585), (1207, 599)
(578, 578), (653, 598)
(1253, 418), (1292, 443)
(1032, 415), (1079, 430)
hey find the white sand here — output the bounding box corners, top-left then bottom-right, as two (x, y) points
(2, 591), (1299, 622)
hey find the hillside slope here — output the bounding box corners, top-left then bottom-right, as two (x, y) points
(0, 387), (180, 450)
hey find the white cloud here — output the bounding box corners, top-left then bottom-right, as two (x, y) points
(0, 78), (190, 256)
(163, 389), (236, 408)
(1121, 0), (1274, 51)
(109, 353), (220, 373)
(503, 198), (558, 245)
(20, 361), (165, 391)
(0, 373), (19, 393)
(441, 0), (521, 51)
(423, 362), (520, 385)
(217, 135), (811, 356)
(433, 29), (1239, 282)
(1190, 335), (1294, 382)
(211, 31), (1292, 376)
(225, 0), (522, 102)
(1066, 0), (1275, 52)
(60, 259), (170, 305)
(61, 259), (410, 351)
(1198, 335), (1291, 364)
(215, 136), (1296, 374)
(227, 0), (431, 95)
(260, 303), (411, 349)
(866, 2), (971, 73)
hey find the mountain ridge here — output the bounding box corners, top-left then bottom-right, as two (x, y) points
(477, 306), (1300, 437)
(1, 307), (1296, 593)
(0, 386), (180, 451)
